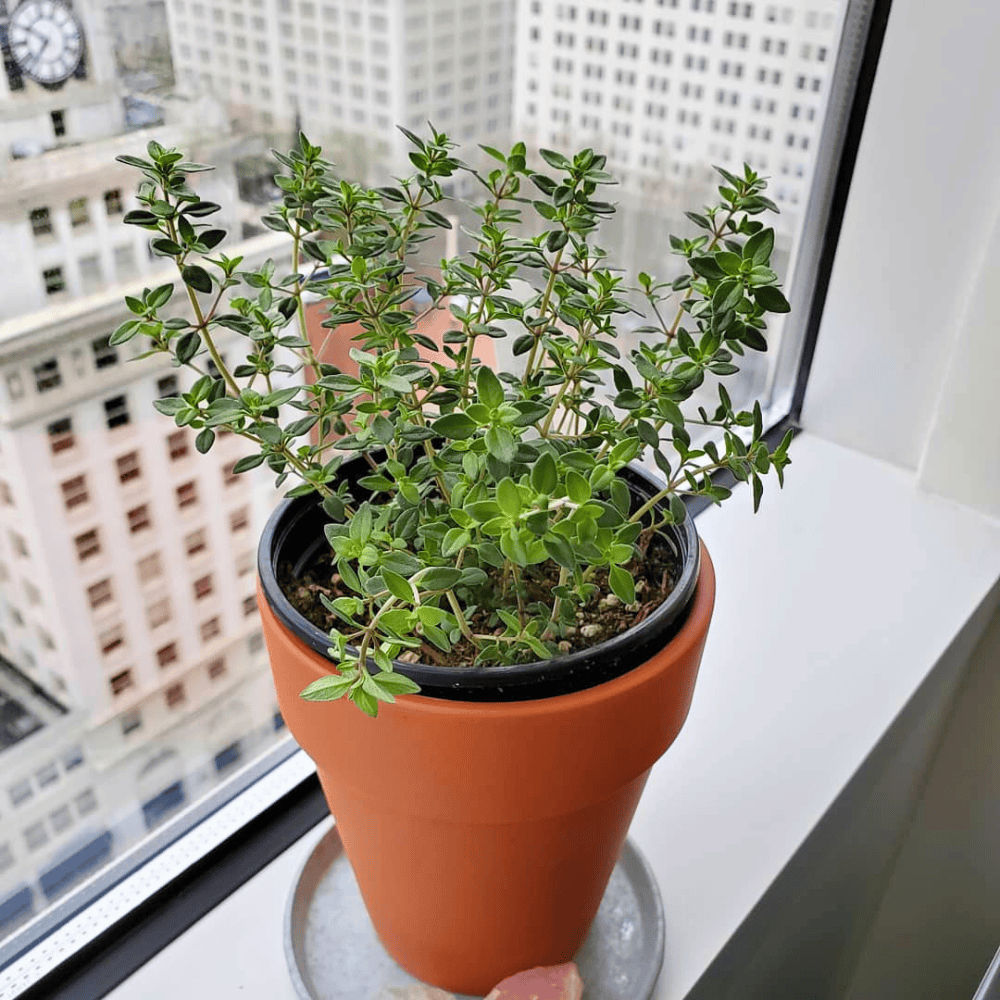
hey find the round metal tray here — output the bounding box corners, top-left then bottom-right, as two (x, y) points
(284, 823), (665, 1000)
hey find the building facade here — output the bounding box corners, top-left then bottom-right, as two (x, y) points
(164, 0), (517, 190)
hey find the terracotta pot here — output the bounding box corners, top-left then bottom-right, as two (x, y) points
(257, 523), (715, 995)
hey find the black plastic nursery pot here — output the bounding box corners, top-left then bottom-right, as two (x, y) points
(257, 454), (702, 701)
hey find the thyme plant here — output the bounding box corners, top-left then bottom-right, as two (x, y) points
(116, 128), (792, 717)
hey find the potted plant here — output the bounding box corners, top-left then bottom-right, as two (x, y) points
(115, 129), (792, 996)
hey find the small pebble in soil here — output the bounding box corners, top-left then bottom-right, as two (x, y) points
(580, 623), (602, 639)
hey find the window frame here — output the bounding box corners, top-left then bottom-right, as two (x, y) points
(0, 0), (893, 993)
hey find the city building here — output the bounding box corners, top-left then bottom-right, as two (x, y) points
(163, 0), (517, 190)
(0, 0), (298, 937)
(515, 0), (841, 218)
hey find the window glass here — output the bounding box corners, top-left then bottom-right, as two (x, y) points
(0, 0), (861, 961)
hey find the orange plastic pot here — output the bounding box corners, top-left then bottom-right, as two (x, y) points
(258, 543), (715, 996)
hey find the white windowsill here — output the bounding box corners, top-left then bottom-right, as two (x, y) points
(99, 431), (1000, 1000)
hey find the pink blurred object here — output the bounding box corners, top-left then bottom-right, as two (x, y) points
(483, 961), (584, 1000)
(371, 987), (456, 999)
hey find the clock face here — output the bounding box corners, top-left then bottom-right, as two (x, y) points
(8, 1), (84, 86)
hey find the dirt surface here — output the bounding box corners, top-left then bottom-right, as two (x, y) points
(278, 530), (682, 667)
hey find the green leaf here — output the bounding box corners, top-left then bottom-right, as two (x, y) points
(300, 674), (355, 701)
(372, 671), (421, 696)
(476, 367), (505, 409)
(608, 564), (636, 605)
(531, 452), (558, 495)
(500, 529), (528, 566)
(195, 428), (215, 453)
(753, 285), (791, 313)
(539, 148), (571, 170)
(485, 426), (516, 464)
(743, 227), (775, 265)
(381, 570), (416, 604)
(431, 412), (478, 439)
(421, 566), (463, 590)
(497, 478), (522, 518)
(565, 470), (592, 504)
(181, 265), (213, 294)
(233, 453), (265, 473)
(152, 397), (185, 416)
(752, 473), (764, 513)
(543, 535), (576, 570)
(350, 686), (379, 717)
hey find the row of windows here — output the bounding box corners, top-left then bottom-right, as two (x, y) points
(538, 0), (834, 28)
(29, 190), (122, 238)
(2, 788), (99, 864)
(116, 634), (266, 741)
(40, 243), (139, 298)
(102, 593), (254, 671)
(6, 746), (85, 809)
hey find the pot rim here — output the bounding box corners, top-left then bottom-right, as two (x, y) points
(257, 460), (700, 699)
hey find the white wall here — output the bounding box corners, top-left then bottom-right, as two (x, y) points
(803, 0), (1000, 479)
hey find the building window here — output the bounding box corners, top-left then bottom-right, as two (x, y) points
(167, 431), (189, 461)
(24, 822), (49, 852)
(80, 255), (102, 294)
(120, 711), (142, 737)
(48, 417), (75, 454)
(207, 657), (227, 680)
(248, 631), (264, 654)
(193, 574), (214, 600)
(138, 553), (163, 584)
(117, 451), (142, 483)
(200, 616), (221, 642)
(229, 507), (250, 533)
(147, 596), (172, 629)
(127, 504), (152, 534)
(91, 336), (118, 370)
(221, 461), (239, 487)
(34, 358), (62, 392)
(69, 197), (89, 227)
(51, 109), (66, 137)
(104, 189), (124, 215)
(60, 475), (89, 510)
(7, 531), (27, 558)
(9, 780), (32, 807)
(74, 529), (101, 561)
(242, 595), (257, 617)
(100, 625), (126, 656)
(109, 669), (133, 695)
(30, 207), (53, 237)
(185, 528), (208, 557)
(50, 805), (73, 833)
(113, 244), (138, 278)
(0, 480), (14, 506)
(165, 682), (186, 709)
(157, 374), (179, 398)
(236, 551), (254, 577)
(104, 395), (130, 429)
(176, 481), (198, 510)
(156, 642), (179, 668)
(87, 579), (114, 610)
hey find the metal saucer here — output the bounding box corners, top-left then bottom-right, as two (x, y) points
(284, 824), (665, 1000)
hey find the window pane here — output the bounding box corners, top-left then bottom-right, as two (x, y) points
(0, 0), (872, 965)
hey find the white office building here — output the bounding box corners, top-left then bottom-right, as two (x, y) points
(514, 0), (843, 241)
(164, 0), (517, 189)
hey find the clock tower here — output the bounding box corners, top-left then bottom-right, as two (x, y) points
(0, 0), (121, 152)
